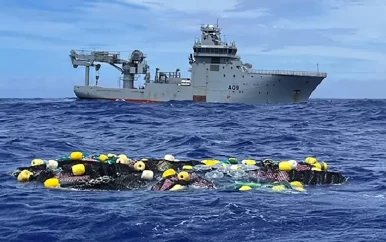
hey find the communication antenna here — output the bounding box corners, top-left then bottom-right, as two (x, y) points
(216, 18), (219, 27)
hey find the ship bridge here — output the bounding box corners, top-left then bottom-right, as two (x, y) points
(189, 24), (238, 64)
(188, 23), (327, 78)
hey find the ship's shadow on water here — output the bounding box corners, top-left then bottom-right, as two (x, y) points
(1, 98), (386, 242)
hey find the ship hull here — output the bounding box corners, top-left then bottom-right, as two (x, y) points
(74, 74), (324, 104)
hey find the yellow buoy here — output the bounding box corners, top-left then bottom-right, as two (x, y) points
(162, 169), (176, 179)
(278, 161), (292, 171)
(99, 154), (108, 162)
(320, 161), (328, 170)
(313, 162), (321, 170)
(70, 152), (83, 160)
(72, 164), (85, 176)
(31, 159), (45, 166)
(44, 178), (60, 188)
(134, 161), (146, 171)
(182, 165), (193, 170)
(201, 159), (219, 166)
(239, 185), (252, 191)
(290, 181), (305, 192)
(293, 187), (305, 192)
(312, 162), (327, 171)
(17, 170), (33, 182)
(272, 185), (286, 191)
(305, 157), (317, 165)
(242, 159), (256, 166)
(170, 184), (185, 191)
(178, 171), (190, 181)
(290, 181), (303, 187)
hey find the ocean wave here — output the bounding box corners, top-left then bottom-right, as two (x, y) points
(1, 98), (386, 241)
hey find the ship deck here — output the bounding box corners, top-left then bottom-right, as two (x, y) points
(250, 70), (327, 77)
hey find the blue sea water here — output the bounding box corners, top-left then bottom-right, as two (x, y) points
(0, 98), (385, 242)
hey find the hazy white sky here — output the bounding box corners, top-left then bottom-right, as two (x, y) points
(0, 0), (385, 98)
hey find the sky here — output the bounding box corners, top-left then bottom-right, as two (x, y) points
(0, 0), (385, 98)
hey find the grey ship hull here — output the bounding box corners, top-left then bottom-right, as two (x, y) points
(70, 23), (327, 104)
(74, 74), (324, 104)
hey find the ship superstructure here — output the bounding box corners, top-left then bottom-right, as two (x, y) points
(69, 23), (327, 103)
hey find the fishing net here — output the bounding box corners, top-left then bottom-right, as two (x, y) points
(9, 152), (347, 192)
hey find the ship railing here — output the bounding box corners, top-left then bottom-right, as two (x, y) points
(249, 69), (327, 77)
(74, 49), (121, 56)
(160, 72), (181, 78)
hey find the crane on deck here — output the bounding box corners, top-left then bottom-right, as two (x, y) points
(69, 49), (150, 88)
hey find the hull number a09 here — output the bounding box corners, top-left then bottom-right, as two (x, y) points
(228, 85), (239, 90)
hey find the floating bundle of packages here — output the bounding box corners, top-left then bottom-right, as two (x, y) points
(9, 152), (347, 192)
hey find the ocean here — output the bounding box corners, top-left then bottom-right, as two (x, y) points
(0, 98), (385, 242)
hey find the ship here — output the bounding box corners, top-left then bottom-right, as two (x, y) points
(69, 23), (327, 104)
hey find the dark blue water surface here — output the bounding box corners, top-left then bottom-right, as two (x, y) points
(0, 98), (385, 242)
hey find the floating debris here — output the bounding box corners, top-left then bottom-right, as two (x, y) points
(9, 152), (346, 192)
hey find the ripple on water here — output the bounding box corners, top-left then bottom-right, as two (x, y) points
(1, 98), (386, 241)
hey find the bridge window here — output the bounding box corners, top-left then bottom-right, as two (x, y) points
(197, 48), (203, 53)
(203, 48), (217, 53)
